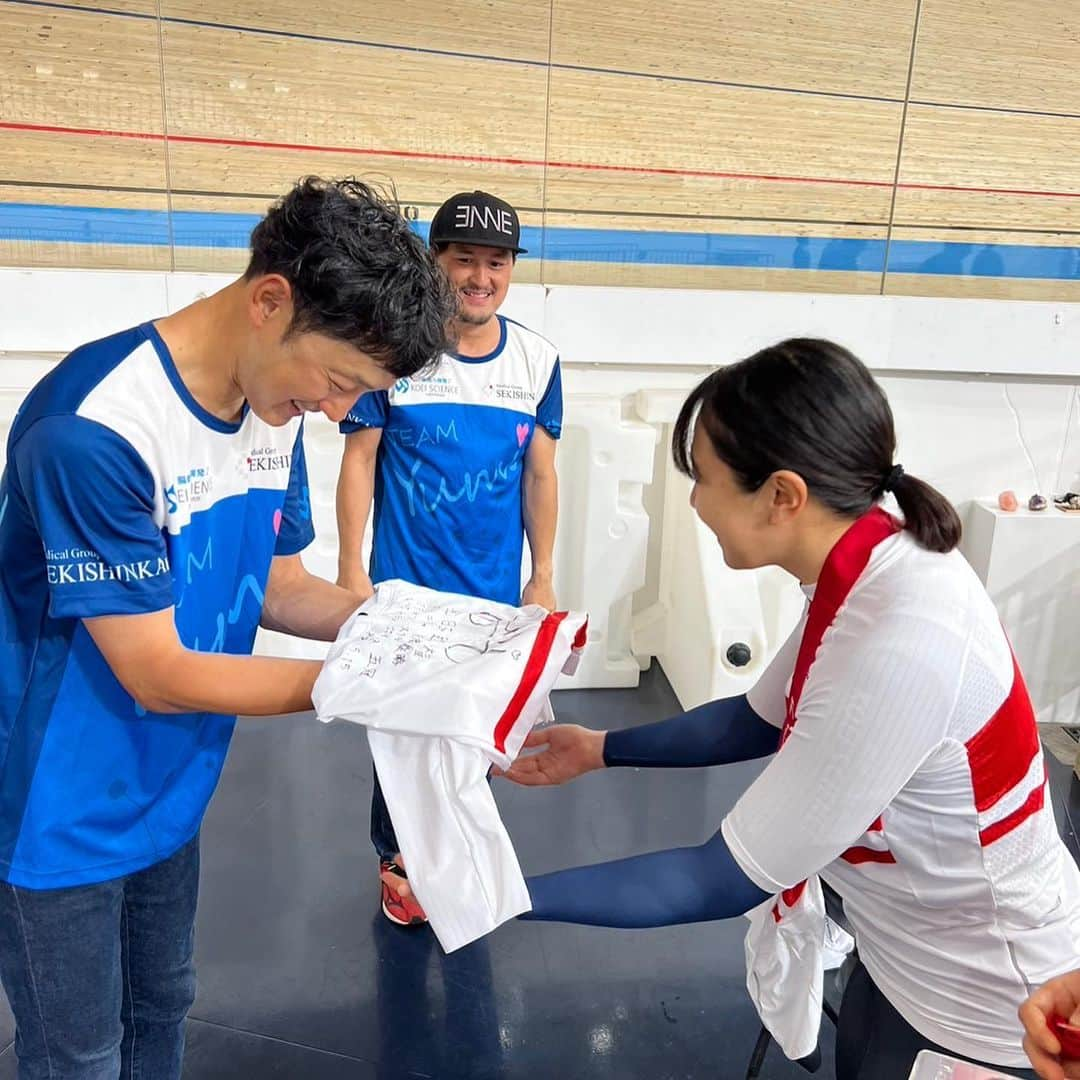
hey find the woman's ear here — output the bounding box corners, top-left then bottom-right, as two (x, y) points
(766, 469), (809, 524)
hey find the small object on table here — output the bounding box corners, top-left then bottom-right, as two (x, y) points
(1049, 1014), (1080, 1059)
(1028, 493), (1048, 512)
(1053, 491), (1080, 513)
(997, 490), (1018, 512)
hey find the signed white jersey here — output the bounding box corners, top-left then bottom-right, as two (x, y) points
(313, 579), (586, 952)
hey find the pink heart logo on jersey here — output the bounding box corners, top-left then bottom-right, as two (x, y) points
(273, 509), (282, 535)
(516, 423), (530, 447)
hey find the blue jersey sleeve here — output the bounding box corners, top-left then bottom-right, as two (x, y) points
(274, 423), (315, 556)
(14, 415), (173, 620)
(339, 390), (390, 435)
(522, 824), (770, 928)
(536, 359), (562, 439)
(603, 695), (780, 768)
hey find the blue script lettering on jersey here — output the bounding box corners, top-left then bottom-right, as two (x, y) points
(392, 453), (524, 516)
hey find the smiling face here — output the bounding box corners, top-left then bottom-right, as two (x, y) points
(253, 331), (396, 426)
(687, 419), (774, 571)
(238, 274), (396, 426)
(435, 242), (514, 327)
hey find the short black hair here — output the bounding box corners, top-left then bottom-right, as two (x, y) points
(246, 177), (456, 377)
(673, 338), (961, 553)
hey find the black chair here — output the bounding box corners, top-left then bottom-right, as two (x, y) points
(744, 882), (853, 1078)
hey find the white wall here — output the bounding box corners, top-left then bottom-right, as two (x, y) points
(2, 271), (1078, 719)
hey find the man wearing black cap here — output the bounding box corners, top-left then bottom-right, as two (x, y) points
(335, 191), (562, 926)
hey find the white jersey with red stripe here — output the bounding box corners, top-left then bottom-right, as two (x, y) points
(312, 580), (587, 953)
(723, 529), (1080, 1068)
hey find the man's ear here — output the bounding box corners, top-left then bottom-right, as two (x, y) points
(248, 274), (294, 331)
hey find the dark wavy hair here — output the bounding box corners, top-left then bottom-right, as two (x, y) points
(672, 338), (962, 553)
(246, 177), (456, 377)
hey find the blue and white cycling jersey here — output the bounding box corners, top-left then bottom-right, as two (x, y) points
(0, 322), (313, 888)
(340, 315), (562, 605)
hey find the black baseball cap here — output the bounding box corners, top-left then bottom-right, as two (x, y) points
(428, 191), (527, 255)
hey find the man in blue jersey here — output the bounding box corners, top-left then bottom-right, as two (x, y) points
(335, 190), (562, 927)
(0, 177), (454, 1080)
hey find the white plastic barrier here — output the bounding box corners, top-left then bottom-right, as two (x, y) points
(544, 395), (656, 688)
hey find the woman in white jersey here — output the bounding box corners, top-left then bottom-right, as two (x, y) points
(503, 338), (1080, 1079)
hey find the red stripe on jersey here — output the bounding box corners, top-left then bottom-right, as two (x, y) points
(840, 815), (895, 864)
(839, 814), (896, 865)
(781, 881), (808, 908)
(979, 774), (1046, 847)
(841, 846), (898, 866)
(493, 611), (568, 754)
(572, 620), (588, 650)
(775, 511), (902, 893)
(965, 656), (1039, 812)
(772, 880), (809, 922)
(783, 509), (901, 743)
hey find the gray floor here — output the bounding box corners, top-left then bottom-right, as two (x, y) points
(1, 664), (1077, 1078)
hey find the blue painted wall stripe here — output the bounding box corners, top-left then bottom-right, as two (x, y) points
(0, 202), (1077, 280)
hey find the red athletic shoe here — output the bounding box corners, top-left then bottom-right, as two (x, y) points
(379, 860), (427, 926)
